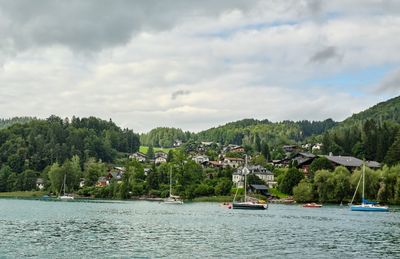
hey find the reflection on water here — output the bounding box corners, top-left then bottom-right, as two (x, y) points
(0, 200), (399, 258)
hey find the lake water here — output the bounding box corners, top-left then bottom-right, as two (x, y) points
(0, 199), (399, 258)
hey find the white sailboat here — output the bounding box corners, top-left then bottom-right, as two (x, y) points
(350, 163), (388, 212)
(59, 173), (74, 201)
(164, 167), (183, 204)
(232, 155), (267, 210)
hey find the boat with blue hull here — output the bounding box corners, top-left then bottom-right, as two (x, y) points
(350, 163), (388, 212)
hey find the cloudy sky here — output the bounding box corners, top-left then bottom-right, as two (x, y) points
(1, 0), (400, 132)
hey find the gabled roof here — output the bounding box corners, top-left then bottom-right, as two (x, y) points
(224, 157), (244, 161)
(324, 155), (381, 168)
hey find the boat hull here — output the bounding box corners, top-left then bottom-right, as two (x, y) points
(351, 205), (388, 212)
(303, 203), (322, 208)
(232, 202), (267, 210)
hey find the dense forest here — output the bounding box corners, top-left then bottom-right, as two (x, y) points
(0, 116), (140, 173)
(316, 96), (400, 163)
(140, 127), (192, 147)
(140, 119), (337, 148)
(0, 117), (33, 129)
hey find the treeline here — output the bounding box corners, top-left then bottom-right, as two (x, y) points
(140, 127), (192, 147)
(288, 165), (400, 204)
(0, 117), (33, 129)
(194, 119), (337, 148)
(0, 116), (140, 173)
(320, 119), (400, 164)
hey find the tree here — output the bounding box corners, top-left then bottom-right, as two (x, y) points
(260, 142), (271, 161)
(279, 168), (304, 195)
(0, 166), (12, 192)
(214, 179), (232, 195)
(293, 180), (313, 202)
(384, 133), (400, 166)
(309, 157), (334, 178)
(330, 166), (351, 202)
(48, 163), (64, 193)
(146, 145), (154, 160)
(21, 169), (38, 191)
(314, 170), (333, 202)
(83, 158), (106, 186)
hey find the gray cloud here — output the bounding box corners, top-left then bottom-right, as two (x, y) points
(171, 90), (191, 100)
(378, 69), (400, 92)
(309, 46), (341, 63)
(0, 0), (254, 53)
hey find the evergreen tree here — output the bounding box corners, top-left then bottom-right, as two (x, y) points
(146, 145), (155, 160)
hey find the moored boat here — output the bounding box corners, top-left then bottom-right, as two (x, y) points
(303, 203), (322, 208)
(350, 163), (388, 212)
(231, 156), (268, 210)
(163, 167), (183, 204)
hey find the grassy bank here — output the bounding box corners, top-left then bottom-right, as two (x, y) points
(269, 188), (289, 199)
(139, 146), (174, 154)
(0, 191), (46, 198)
(192, 196), (234, 202)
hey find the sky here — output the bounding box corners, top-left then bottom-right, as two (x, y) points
(0, 0), (400, 133)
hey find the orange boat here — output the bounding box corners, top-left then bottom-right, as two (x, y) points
(303, 203), (322, 208)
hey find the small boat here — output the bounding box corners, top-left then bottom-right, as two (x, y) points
(163, 167), (183, 204)
(350, 163), (388, 212)
(58, 173), (74, 201)
(303, 203), (322, 208)
(232, 156), (268, 210)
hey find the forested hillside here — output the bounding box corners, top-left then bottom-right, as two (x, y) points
(0, 116), (140, 173)
(319, 96), (400, 163)
(195, 119), (337, 147)
(0, 117), (33, 129)
(140, 127), (192, 147)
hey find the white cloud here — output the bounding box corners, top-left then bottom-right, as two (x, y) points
(0, 0), (399, 132)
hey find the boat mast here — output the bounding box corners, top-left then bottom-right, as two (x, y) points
(362, 162), (365, 205)
(244, 155), (247, 202)
(63, 173), (66, 196)
(169, 166), (172, 197)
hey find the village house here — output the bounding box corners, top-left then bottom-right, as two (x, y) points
(36, 178), (45, 190)
(223, 144), (244, 153)
(129, 152), (147, 162)
(96, 176), (109, 187)
(173, 139), (183, 147)
(323, 154), (381, 170)
(207, 160), (224, 168)
(192, 155), (210, 165)
(144, 168), (152, 176)
(154, 151), (167, 164)
(223, 157), (244, 168)
(232, 165), (276, 188)
(79, 178), (86, 188)
(312, 143), (323, 151)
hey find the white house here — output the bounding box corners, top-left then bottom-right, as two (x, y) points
(192, 155), (209, 164)
(223, 157), (244, 168)
(232, 165), (276, 188)
(36, 178), (45, 190)
(155, 156), (167, 164)
(129, 152), (147, 162)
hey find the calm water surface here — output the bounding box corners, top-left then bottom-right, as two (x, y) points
(0, 199), (399, 258)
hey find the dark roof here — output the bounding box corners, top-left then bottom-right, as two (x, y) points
(250, 184), (268, 190)
(324, 155), (381, 168)
(298, 152), (316, 158)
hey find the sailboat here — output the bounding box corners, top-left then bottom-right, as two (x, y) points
(232, 156), (268, 210)
(350, 163), (388, 212)
(164, 167), (183, 204)
(58, 173), (74, 201)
